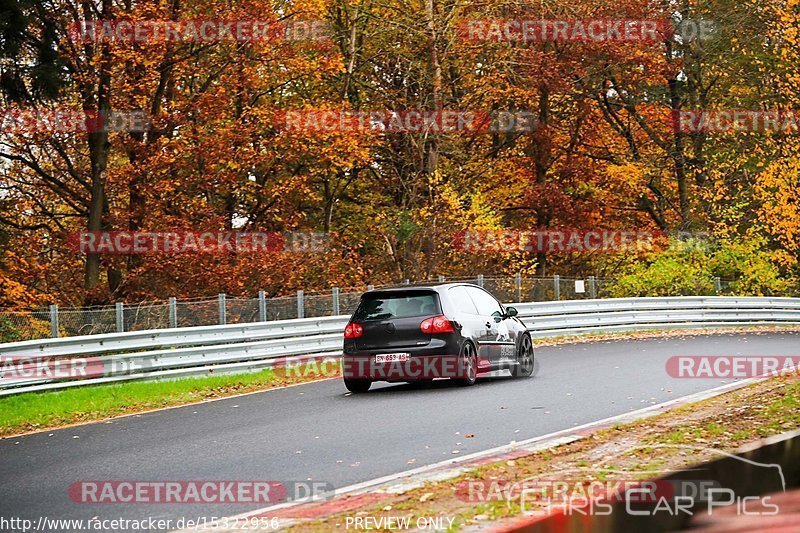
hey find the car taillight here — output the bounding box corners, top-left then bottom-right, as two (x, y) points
(420, 315), (454, 334)
(344, 322), (364, 339)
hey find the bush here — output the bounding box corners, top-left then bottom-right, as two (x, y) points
(608, 236), (796, 297)
(0, 313), (53, 343)
(0, 316), (21, 343)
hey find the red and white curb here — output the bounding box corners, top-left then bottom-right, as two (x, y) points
(175, 377), (763, 532)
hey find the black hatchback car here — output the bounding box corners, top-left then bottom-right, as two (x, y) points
(341, 283), (534, 392)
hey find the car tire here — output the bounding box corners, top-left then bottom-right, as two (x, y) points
(455, 341), (478, 386)
(343, 378), (372, 393)
(512, 333), (535, 378)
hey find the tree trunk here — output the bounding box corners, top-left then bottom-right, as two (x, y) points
(82, 0), (113, 302)
(669, 78), (692, 232)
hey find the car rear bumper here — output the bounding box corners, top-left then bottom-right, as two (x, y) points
(342, 337), (489, 381)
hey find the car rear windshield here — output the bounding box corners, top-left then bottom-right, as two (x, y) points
(353, 291), (441, 321)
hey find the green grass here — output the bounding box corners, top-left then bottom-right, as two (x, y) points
(645, 381), (800, 446)
(704, 423), (725, 436)
(0, 369), (281, 436)
(664, 430), (687, 443)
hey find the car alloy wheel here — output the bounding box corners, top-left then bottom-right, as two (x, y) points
(512, 334), (535, 378)
(456, 342), (478, 386)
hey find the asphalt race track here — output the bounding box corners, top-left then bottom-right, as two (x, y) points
(2, 332), (799, 530)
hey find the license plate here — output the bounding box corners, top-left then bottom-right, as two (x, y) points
(375, 353), (410, 363)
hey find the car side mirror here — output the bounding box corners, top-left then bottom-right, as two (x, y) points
(506, 307), (518, 317)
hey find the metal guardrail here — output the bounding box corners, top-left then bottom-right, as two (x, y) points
(2, 296), (799, 396)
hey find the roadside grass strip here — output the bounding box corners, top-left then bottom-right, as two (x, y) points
(0, 365), (339, 437)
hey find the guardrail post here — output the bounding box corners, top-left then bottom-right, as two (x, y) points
(403, 279), (410, 285)
(714, 277), (722, 294)
(553, 275), (560, 300)
(515, 272), (522, 302)
(438, 275), (445, 283)
(49, 304), (59, 338)
(218, 293), (227, 325)
(258, 291), (266, 322)
(115, 302), (124, 333)
(297, 290), (304, 319)
(477, 274), (484, 287)
(332, 287), (340, 315)
(367, 284), (374, 291)
(258, 291), (267, 322)
(169, 297), (177, 328)
(588, 276), (597, 299)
